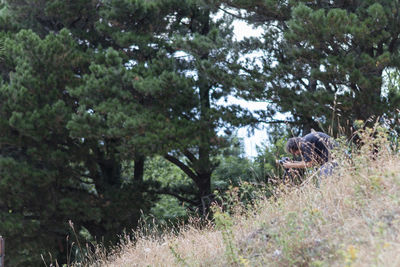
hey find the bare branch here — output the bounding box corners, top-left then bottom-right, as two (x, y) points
(149, 189), (198, 206)
(164, 154), (199, 184)
(257, 119), (295, 124)
(183, 149), (197, 163)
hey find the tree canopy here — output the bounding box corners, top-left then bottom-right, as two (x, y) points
(223, 0), (400, 135)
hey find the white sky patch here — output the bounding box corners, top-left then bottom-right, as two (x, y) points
(225, 96), (269, 158)
(232, 19), (263, 41)
(221, 95), (291, 158)
(382, 67), (400, 99)
(230, 17), (270, 158)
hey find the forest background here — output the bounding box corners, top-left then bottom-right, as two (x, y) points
(0, 0), (400, 265)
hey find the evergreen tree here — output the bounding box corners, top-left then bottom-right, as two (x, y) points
(223, 0), (400, 136)
(0, 29), (93, 265)
(0, 1), (181, 264)
(0, 27), (156, 267)
(69, 0), (259, 215)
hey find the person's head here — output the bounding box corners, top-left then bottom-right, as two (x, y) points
(285, 137), (303, 155)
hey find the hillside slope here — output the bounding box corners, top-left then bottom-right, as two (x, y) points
(90, 137), (400, 267)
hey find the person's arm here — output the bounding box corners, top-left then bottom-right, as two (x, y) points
(283, 160), (314, 169)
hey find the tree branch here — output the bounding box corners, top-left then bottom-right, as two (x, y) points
(183, 149), (197, 163)
(149, 189), (198, 206)
(217, 7), (247, 20)
(257, 119), (295, 124)
(164, 154), (200, 184)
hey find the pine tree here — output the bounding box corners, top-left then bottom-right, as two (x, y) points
(0, 1), (174, 264)
(0, 24), (156, 267)
(0, 29), (94, 265)
(69, 0), (259, 215)
(160, 3), (258, 214)
(222, 0), (400, 136)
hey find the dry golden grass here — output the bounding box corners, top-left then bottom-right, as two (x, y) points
(88, 135), (400, 267)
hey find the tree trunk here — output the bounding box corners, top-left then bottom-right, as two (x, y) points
(133, 154), (145, 182)
(196, 172), (212, 216)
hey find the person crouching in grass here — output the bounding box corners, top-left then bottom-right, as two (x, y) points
(282, 131), (336, 179)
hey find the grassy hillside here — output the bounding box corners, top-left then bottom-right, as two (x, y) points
(82, 132), (400, 267)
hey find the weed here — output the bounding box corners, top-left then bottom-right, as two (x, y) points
(169, 242), (190, 267)
(340, 245), (358, 267)
(213, 210), (240, 265)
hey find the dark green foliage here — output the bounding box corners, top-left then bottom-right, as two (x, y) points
(0, 29), (93, 265)
(141, 156), (192, 224)
(0, 29), (156, 266)
(223, 0), (400, 136)
(69, 0), (259, 217)
(211, 136), (273, 212)
(6, 0), (99, 41)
